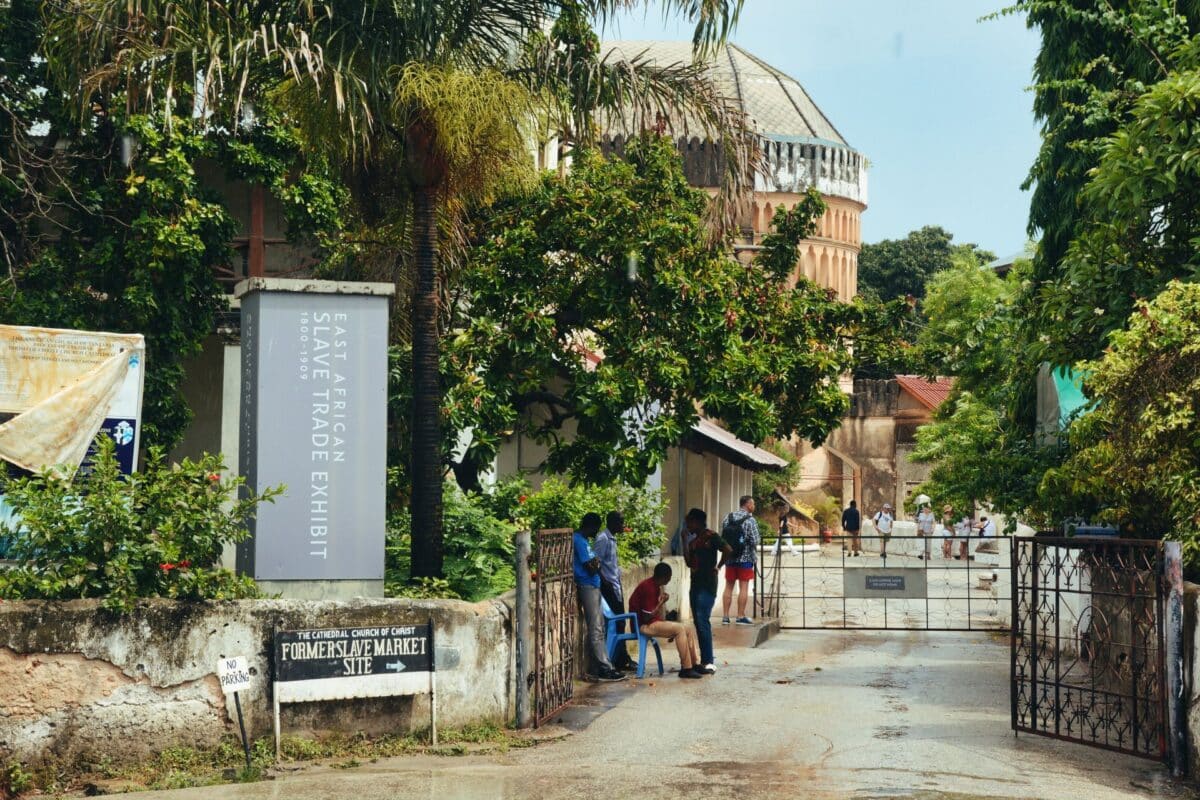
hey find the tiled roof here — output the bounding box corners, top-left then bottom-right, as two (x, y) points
(894, 375), (954, 411)
(600, 41), (848, 146)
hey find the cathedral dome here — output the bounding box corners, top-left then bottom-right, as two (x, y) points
(600, 40), (867, 205)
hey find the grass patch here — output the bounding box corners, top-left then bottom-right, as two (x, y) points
(8, 724), (535, 796)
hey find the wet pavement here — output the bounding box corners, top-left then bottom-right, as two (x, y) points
(126, 629), (1195, 799)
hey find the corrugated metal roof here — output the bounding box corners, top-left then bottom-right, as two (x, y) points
(600, 40), (848, 146)
(689, 417), (788, 471)
(894, 375), (954, 411)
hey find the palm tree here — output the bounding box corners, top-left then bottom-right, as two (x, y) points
(47, 0), (755, 578)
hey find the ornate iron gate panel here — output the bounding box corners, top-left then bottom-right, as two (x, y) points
(532, 528), (576, 727)
(1011, 536), (1166, 760)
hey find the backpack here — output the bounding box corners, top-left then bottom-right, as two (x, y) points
(721, 514), (747, 554)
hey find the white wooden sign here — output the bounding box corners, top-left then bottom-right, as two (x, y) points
(217, 656), (253, 695)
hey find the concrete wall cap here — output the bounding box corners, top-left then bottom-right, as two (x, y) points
(233, 277), (396, 299)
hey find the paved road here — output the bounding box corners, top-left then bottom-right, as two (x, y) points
(130, 629), (1192, 800)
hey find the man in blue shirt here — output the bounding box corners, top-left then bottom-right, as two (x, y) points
(595, 511), (635, 671)
(574, 512), (625, 681)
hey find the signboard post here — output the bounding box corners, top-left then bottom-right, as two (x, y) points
(235, 278), (393, 598)
(272, 622), (437, 758)
(216, 656), (254, 772)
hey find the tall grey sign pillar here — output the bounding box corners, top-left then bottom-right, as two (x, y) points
(235, 278), (394, 599)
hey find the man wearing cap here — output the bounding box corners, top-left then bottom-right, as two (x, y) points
(872, 503), (894, 561)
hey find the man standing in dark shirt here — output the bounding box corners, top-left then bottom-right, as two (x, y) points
(842, 500), (862, 557)
(684, 508), (731, 675)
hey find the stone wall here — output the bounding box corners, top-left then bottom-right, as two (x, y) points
(0, 597), (513, 766)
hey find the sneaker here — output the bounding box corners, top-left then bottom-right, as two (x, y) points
(701, 664), (716, 675)
(597, 668), (627, 682)
(678, 668), (703, 679)
(721, 617), (731, 625)
(735, 617), (753, 625)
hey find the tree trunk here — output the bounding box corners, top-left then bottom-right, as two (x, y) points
(408, 184), (444, 578)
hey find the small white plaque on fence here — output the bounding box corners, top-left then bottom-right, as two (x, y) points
(217, 656), (253, 694)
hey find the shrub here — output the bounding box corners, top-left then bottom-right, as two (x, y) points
(485, 477), (667, 564)
(385, 485), (516, 601)
(0, 438), (277, 611)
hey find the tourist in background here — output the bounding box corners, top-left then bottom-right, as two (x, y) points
(872, 503), (894, 561)
(773, 505), (799, 556)
(916, 503), (935, 560)
(720, 495), (759, 625)
(842, 500), (862, 557)
(941, 504), (956, 559)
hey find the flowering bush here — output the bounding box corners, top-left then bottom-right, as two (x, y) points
(0, 438), (279, 611)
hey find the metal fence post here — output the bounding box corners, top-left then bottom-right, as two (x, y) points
(515, 530), (532, 729)
(1164, 540), (1187, 776)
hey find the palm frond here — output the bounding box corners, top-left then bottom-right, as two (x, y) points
(583, 0), (745, 57)
(518, 37), (760, 239)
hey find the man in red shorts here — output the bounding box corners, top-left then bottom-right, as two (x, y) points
(720, 495), (760, 625)
(628, 562), (704, 679)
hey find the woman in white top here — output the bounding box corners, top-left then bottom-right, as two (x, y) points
(916, 504), (935, 560)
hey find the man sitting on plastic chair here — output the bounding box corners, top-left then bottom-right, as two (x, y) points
(601, 597), (662, 679)
(628, 563), (705, 679)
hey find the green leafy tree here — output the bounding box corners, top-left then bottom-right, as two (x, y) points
(1, 4), (345, 451)
(1040, 282), (1200, 564)
(49, 0), (753, 580)
(0, 438), (279, 611)
(857, 225), (994, 303)
(1012, 0), (1200, 365)
(912, 2), (1200, 533)
(440, 135), (869, 490)
(908, 256), (1054, 526)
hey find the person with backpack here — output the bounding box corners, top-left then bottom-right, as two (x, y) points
(720, 495), (760, 625)
(872, 503), (894, 561)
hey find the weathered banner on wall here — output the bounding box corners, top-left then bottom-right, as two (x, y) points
(0, 324), (145, 475)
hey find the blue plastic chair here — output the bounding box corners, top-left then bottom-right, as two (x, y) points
(601, 597), (663, 679)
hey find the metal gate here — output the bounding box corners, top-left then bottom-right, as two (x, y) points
(1011, 536), (1166, 760)
(761, 533), (1011, 631)
(532, 528), (576, 727)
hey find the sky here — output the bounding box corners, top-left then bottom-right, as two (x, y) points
(604, 0), (1042, 259)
